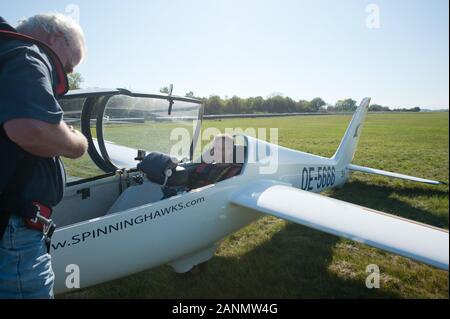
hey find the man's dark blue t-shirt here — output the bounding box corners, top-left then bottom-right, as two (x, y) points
(0, 17), (65, 208)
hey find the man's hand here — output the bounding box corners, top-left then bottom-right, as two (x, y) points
(63, 126), (88, 158)
(4, 118), (88, 158)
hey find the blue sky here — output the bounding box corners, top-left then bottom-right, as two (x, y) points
(2, 0), (449, 109)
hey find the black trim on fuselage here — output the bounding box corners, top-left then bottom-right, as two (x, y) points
(66, 172), (116, 187)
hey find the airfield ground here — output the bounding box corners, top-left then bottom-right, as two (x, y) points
(61, 112), (449, 298)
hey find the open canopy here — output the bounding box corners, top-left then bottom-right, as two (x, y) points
(59, 88), (204, 174)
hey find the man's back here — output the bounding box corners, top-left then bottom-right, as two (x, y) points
(0, 18), (65, 210)
(0, 14), (87, 298)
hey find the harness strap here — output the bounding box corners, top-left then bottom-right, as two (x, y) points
(0, 29), (68, 96)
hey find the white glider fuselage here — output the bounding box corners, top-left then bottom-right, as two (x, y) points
(51, 136), (343, 294)
(50, 95), (447, 294)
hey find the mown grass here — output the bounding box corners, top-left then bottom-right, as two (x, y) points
(61, 112), (449, 299)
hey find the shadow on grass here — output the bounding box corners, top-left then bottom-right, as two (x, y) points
(185, 224), (399, 299)
(60, 180), (448, 299)
(61, 224), (399, 299)
(329, 180), (449, 228)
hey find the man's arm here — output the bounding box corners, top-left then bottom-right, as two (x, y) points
(3, 118), (88, 159)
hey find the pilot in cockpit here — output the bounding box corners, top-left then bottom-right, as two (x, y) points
(188, 134), (243, 189)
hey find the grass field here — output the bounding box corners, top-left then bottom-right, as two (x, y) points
(61, 112), (449, 299)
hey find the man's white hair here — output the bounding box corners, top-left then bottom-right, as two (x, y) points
(16, 13), (86, 62)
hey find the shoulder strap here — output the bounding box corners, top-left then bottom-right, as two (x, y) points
(0, 29), (68, 96)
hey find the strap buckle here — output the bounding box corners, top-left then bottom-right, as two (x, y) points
(26, 202), (55, 238)
(31, 210), (55, 237)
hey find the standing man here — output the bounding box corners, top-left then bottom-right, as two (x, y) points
(0, 13), (88, 298)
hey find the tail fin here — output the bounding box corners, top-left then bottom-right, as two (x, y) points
(332, 98), (371, 165)
(331, 97), (447, 186)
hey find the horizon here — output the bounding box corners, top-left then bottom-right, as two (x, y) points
(2, 0), (449, 110)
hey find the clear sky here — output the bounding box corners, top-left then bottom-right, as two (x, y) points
(2, 0), (449, 109)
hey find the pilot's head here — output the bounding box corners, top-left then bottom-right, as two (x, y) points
(16, 13), (86, 74)
(203, 134), (235, 164)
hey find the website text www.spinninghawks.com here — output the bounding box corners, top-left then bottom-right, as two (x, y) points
(51, 197), (205, 250)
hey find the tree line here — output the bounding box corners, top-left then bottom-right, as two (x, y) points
(67, 76), (421, 115)
(186, 93), (421, 115)
(159, 87), (421, 115)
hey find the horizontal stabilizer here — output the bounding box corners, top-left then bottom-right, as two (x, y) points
(347, 164), (447, 185)
(231, 180), (449, 270)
